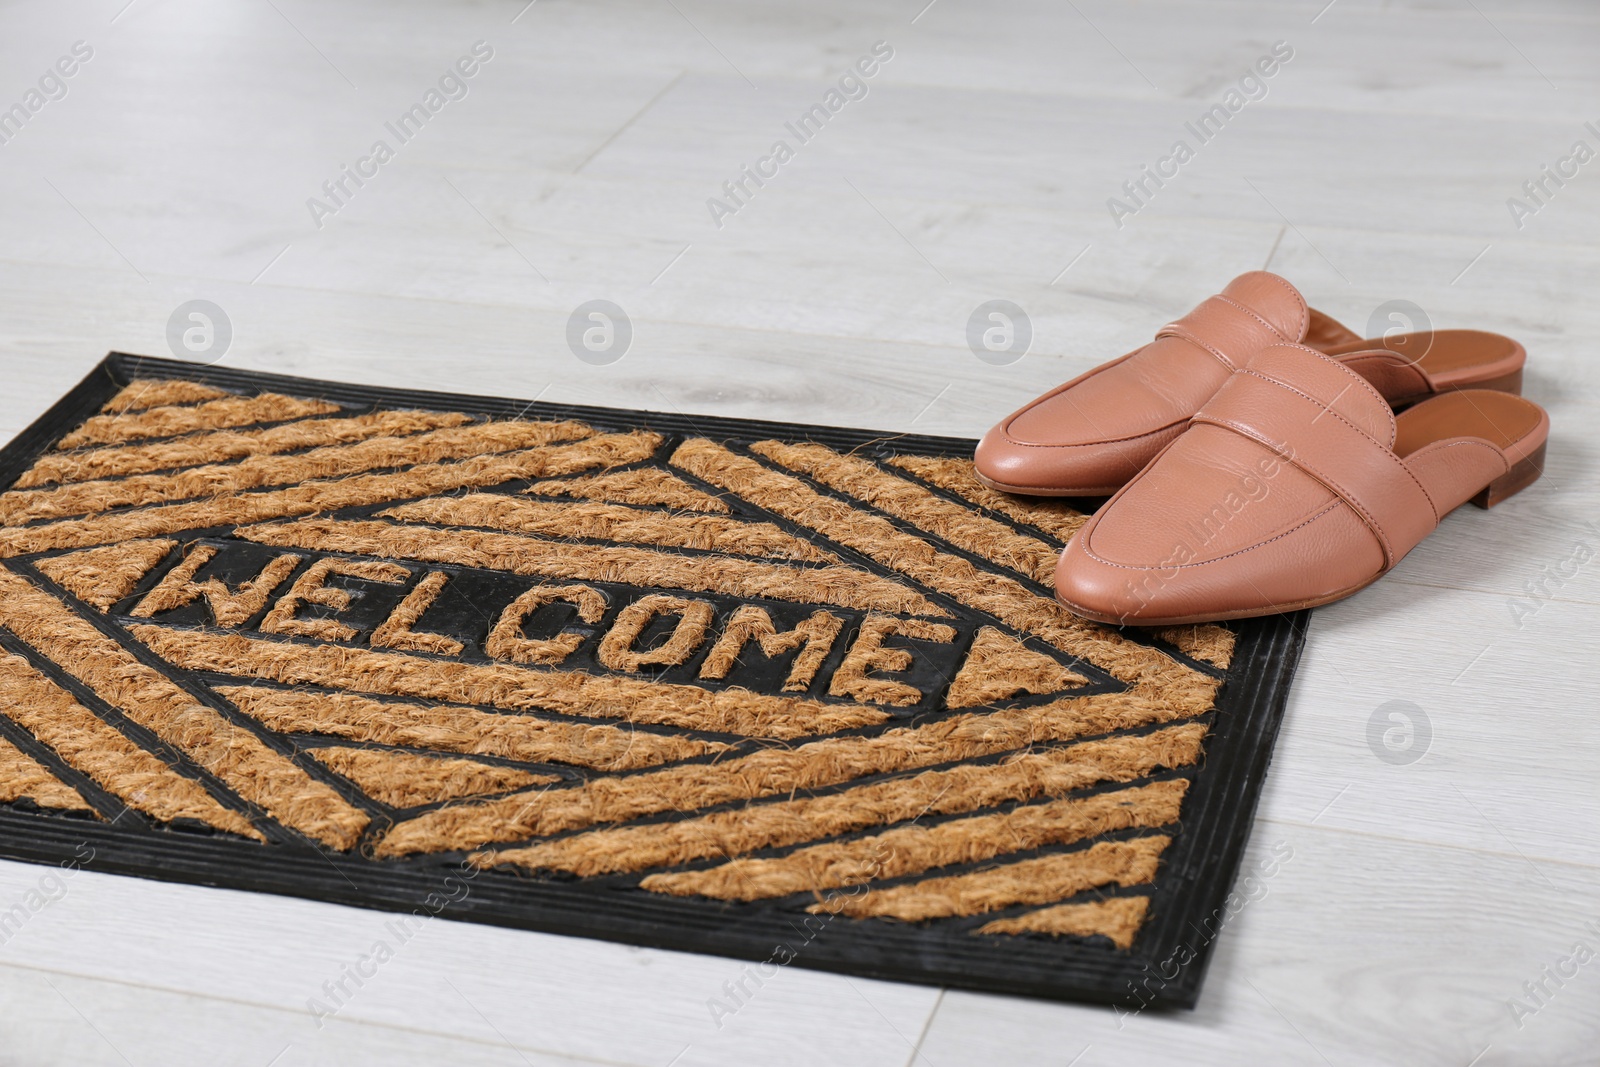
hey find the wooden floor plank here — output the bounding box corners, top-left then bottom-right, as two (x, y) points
(0, 0), (1595, 1061)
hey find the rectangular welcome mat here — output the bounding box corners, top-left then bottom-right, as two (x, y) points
(0, 353), (1306, 1008)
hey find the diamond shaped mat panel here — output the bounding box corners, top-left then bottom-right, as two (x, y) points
(0, 354), (1307, 1008)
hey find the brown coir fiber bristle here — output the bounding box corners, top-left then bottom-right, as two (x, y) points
(946, 626), (1086, 707)
(308, 746), (557, 809)
(0, 650), (257, 836)
(36, 539), (176, 611)
(754, 440), (1061, 584)
(529, 469), (730, 512)
(16, 409), (474, 488)
(812, 835), (1170, 921)
(0, 569), (366, 848)
(1153, 624), (1237, 670)
(829, 615), (957, 706)
(886, 454), (1088, 544)
(131, 546), (300, 627)
(641, 779), (1188, 902)
(596, 595), (716, 672)
(0, 731), (91, 812)
(100, 379), (230, 414)
(370, 571), (463, 656)
(1, 419), (595, 524)
(376, 678), (1216, 857)
(219, 685), (728, 772)
(381, 494), (833, 563)
(670, 439), (1201, 692)
(697, 606), (842, 692)
(0, 366), (1280, 1005)
(58, 392), (341, 449)
(475, 723), (1205, 878)
(976, 895), (1150, 948)
(0, 431), (662, 558)
(259, 558), (411, 642)
(483, 584), (608, 665)
(240, 517), (946, 619)
(132, 624), (891, 742)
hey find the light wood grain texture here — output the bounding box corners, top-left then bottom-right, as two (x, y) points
(0, 0), (1596, 1063)
(920, 829), (1600, 1067)
(0, 858), (939, 1067)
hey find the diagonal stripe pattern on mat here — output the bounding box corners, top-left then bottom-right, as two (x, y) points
(0, 373), (1245, 957)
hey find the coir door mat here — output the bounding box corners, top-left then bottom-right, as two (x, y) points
(0, 353), (1306, 1009)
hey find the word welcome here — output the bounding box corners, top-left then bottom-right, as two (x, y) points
(1114, 840), (1293, 1026)
(1506, 916), (1600, 1030)
(1506, 124), (1600, 230)
(306, 861), (478, 1028)
(0, 842), (94, 946)
(1107, 40), (1294, 229)
(0, 41), (94, 147)
(134, 545), (962, 707)
(707, 40), (895, 229)
(307, 41), (494, 229)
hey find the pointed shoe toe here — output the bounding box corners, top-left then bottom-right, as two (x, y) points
(975, 270), (1312, 496)
(975, 270), (1530, 498)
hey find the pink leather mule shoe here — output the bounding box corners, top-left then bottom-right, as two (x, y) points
(1052, 342), (1548, 625)
(975, 271), (1526, 497)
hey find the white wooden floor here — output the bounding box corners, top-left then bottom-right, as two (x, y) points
(1, 0), (1597, 1063)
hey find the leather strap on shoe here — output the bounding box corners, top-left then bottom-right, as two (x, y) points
(1155, 293), (1299, 373)
(1191, 346), (1441, 567)
(1304, 307), (1362, 350)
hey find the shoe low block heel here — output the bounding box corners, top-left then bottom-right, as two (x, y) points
(1472, 441), (1546, 508)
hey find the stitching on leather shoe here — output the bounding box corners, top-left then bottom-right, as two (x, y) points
(1406, 438), (1514, 477)
(998, 420), (1187, 451)
(1077, 500), (1344, 572)
(1237, 370), (1393, 450)
(1293, 346), (1395, 421)
(1254, 273), (1310, 339)
(1192, 414), (1400, 562)
(1154, 323), (1237, 371)
(1212, 294), (1290, 342)
(1232, 370), (1441, 525)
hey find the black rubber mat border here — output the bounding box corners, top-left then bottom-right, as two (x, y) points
(0, 353), (1310, 1010)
